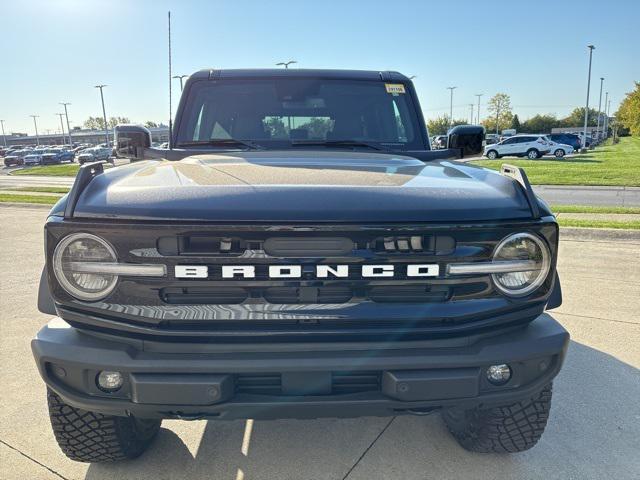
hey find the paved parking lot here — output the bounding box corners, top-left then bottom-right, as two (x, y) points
(0, 206), (638, 480)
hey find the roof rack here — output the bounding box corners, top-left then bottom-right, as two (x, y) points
(64, 161), (105, 218)
(500, 164), (540, 219)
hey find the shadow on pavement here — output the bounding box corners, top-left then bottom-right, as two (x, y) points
(83, 341), (640, 480)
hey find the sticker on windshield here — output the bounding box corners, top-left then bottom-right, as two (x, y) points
(385, 83), (406, 95)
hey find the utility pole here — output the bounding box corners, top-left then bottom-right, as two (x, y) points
(94, 85), (110, 145)
(495, 105), (501, 135)
(56, 113), (66, 145)
(276, 60), (297, 69)
(0, 119), (6, 147)
(606, 99), (612, 140)
(446, 86), (457, 128)
(30, 115), (40, 146)
(469, 104), (474, 124)
(595, 77), (604, 142)
(475, 94), (483, 125)
(582, 45), (595, 151)
(60, 102), (72, 145)
(172, 74), (189, 91)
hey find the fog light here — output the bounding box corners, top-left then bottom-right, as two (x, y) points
(486, 364), (512, 385)
(97, 371), (123, 392)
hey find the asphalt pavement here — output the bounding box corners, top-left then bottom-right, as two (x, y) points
(0, 206), (638, 480)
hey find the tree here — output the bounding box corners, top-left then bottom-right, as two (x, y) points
(108, 117), (130, 128)
(616, 81), (640, 136)
(510, 114), (521, 131)
(83, 116), (104, 130)
(427, 115), (467, 136)
(144, 121), (159, 128)
(483, 93), (513, 134)
(560, 107), (599, 128)
(520, 114), (560, 134)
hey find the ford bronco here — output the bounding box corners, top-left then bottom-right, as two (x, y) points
(32, 69), (568, 462)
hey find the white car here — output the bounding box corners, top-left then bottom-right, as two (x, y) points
(23, 149), (47, 166)
(546, 141), (574, 158)
(76, 147), (112, 165)
(483, 134), (551, 160)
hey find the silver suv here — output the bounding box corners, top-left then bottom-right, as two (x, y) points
(484, 134), (551, 160)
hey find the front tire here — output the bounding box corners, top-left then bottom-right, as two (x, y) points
(527, 149), (540, 160)
(442, 384), (553, 453)
(554, 149), (565, 158)
(486, 150), (499, 160)
(47, 388), (161, 463)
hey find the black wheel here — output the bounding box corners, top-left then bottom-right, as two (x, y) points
(47, 388), (161, 463)
(442, 384), (553, 453)
(486, 150), (499, 160)
(554, 149), (565, 158)
(526, 149), (539, 160)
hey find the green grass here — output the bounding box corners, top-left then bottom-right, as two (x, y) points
(0, 193), (62, 205)
(551, 205), (640, 214)
(473, 136), (640, 186)
(11, 164), (80, 176)
(7, 186), (70, 194)
(557, 218), (640, 230)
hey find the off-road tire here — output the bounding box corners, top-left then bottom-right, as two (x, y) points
(47, 388), (161, 463)
(442, 383), (553, 453)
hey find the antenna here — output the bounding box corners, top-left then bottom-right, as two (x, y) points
(168, 11), (173, 149)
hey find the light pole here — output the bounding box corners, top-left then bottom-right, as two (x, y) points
(60, 102), (72, 145)
(172, 74), (189, 91)
(475, 94), (483, 125)
(602, 92), (609, 138)
(446, 86), (457, 128)
(0, 119), (6, 147)
(56, 113), (66, 145)
(469, 104), (474, 124)
(595, 77), (604, 142)
(582, 45), (595, 151)
(409, 75), (417, 80)
(94, 85), (110, 146)
(276, 60), (297, 69)
(30, 115), (40, 146)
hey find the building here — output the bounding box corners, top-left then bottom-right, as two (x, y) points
(1, 125), (169, 147)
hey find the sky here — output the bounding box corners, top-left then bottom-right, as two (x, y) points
(1, 0), (639, 135)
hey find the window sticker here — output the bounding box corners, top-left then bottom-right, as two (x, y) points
(385, 84), (406, 95)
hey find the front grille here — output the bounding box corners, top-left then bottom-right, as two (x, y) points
(235, 372), (381, 396)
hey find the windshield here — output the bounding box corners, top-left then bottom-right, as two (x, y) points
(176, 78), (424, 150)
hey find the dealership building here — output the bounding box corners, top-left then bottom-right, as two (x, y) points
(1, 125), (169, 147)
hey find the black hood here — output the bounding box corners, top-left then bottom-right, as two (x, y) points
(64, 151), (534, 223)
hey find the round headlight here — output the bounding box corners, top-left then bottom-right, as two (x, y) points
(53, 233), (118, 301)
(492, 233), (550, 297)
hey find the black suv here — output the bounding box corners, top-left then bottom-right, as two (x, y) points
(33, 69), (568, 463)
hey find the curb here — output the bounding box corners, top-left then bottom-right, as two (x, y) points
(559, 226), (640, 242)
(0, 202), (52, 210)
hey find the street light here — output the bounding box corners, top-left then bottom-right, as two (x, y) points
(276, 60), (297, 69)
(94, 85), (110, 146)
(60, 102), (72, 145)
(56, 113), (66, 145)
(475, 94), (483, 125)
(172, 74), (189, 91)
(582, 45), (595, 151)
(0, 119), (6, 147)
(30, 115), (40, 146)
(469, 104), (474, 124)
(603, 91), (609, 138)
(446, 86), (457, 128)
(409, 75), (417, 80)
(595, 78), (604, 142)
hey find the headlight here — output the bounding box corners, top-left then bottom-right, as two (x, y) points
(53, 233), (118, 301)
(491, 233), (551, 296)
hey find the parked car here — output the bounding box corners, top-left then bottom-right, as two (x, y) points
(432, 135), (448, 149)
(545, 141), (574, 158)
(23, 149), (49, 166)
(40, 149), (75, 165)
(484, 134), (551, 159)
(3, 149), (30, 167)
(76, 146), (112, 164)
(548, 133), (581, 151)
(485, 133), (500, 145)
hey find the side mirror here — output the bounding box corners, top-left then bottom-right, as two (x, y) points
(114, 124), (151, 161)
(447, 125), (485, 157)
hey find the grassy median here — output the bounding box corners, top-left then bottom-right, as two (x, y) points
(473, 136), (640, 186)
(11, 164), (80, 176)
(0, 193), (63, 205)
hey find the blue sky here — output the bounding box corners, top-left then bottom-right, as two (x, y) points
(1, 0), (638, 134)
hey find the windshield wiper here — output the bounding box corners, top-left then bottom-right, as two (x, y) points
(290, 140), (387, 151)
(177, 139), (263, 150)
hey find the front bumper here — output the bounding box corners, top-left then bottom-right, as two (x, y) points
(32, 314), (569, 420)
